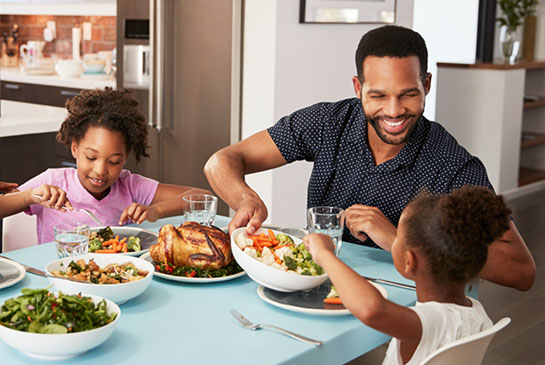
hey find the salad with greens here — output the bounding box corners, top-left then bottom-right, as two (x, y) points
(89, 226), (142, 253)
(235, 229), (324, 276)
(0, 288), (117, 333)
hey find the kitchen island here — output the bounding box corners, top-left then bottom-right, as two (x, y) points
(0, 100), (66, 138)
(0, 215), (418, 365)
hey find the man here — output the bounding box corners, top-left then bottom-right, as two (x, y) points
(204, 25), (535, 290)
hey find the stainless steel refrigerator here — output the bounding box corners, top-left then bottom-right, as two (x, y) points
(116, 0), (242, 215)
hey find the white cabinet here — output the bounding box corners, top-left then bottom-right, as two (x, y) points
(0, 1), (115, 16)
(436, 61), (545, 193)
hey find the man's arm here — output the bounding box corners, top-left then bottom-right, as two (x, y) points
(479, 221), (535, 291)
(204, 130), (287, 234)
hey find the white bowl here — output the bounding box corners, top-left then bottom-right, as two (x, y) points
(46, 253), (154, 304)
(0, 292), (120, 360)
(55, 59), (83, 78)
(231, 227), (328, 292)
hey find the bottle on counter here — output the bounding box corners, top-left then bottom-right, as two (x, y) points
(1, 24), (19, 67)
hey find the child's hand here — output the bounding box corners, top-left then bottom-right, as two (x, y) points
(119, 203), (159, 225)
(0, 181), (18, 193)
(303, 233), (335, 266)
(31, 185), (71, 211)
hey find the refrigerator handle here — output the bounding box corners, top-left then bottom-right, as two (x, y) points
(149, 0), (165, 131)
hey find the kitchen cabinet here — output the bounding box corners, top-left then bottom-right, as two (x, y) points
(2, 81), (81, 107)
(436, 60), (545, 193)
(1, 1), (115, 16)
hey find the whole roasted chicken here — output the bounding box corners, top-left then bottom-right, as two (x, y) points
(150, 222), (232, 269)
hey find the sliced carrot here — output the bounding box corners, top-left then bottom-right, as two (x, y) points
(94, 249), (117, 253)
(120, 237), (127, 244)
(323, 297), (343, 305)
(268, 229), (276, 241)
(273, 243), (294, 250)
(122, 242), (128, 253)
(258, 241), (273, 247)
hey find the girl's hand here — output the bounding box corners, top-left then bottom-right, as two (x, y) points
(0, 181), (18, 193)
(303, 233), (335, 266)
(31, 185), (71, 211)
(119, 203), (159, 225)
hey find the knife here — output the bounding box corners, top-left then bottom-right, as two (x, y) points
(0, 255), (46, 277)
(363, 275), (416, 290)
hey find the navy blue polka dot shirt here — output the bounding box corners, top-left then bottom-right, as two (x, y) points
(268, 98), (493, 248)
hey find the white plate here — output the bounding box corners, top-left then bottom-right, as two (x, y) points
(140, 252), (246, 283)
(0, 258), (25, 290)
(257, 280), (387, 316)
(90, 226), (157, 256)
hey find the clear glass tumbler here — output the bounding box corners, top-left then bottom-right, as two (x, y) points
(53, 222), (90, 258)
(183, 194), (218, 226)
(307, 206), (345, 256)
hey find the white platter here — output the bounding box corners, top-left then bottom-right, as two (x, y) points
(140, 252), (246, 283)
(89, 226), (157, 256)
(0, 257), (25, 290)
(257, 280), (387, 316)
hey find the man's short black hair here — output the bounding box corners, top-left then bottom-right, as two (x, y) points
(355, 25), (428, 85)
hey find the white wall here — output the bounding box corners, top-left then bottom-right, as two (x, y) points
(412, 0), (480, 121)
(243, 0), (414, 228)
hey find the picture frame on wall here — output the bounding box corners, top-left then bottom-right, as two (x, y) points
(299, 0), (396, 24)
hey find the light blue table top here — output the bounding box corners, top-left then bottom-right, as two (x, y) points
(0, 215), (418, 365)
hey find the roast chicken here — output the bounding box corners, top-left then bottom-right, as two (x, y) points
(150, 222), (232, 269)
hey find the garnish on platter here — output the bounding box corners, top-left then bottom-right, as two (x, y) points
(148, 222), (244, 279)
(235, 229), (324, 276)
(89, 226), (142, 254)
(323, 285), (343, 305)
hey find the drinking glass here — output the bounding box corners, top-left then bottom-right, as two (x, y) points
(183, 194), (218, 226)
(53, 222), (90, 258)
(307, 206), (344, 256)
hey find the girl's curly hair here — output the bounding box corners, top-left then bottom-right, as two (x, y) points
(56, 87), (149, 162)
(403, 185), (511, 284)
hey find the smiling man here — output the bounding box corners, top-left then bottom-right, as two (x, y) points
(204, 25), (535, 290)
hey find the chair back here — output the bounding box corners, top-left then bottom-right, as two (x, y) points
(2, 212), (37, 252)
(420, 317), (511, 365)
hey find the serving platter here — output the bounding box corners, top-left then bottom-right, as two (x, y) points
(90, 226), (158, 256)
(257, 280), (387, 316)
(140, 252), (246, 283)
(0, 257), (26, 290)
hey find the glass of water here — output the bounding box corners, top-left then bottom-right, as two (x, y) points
(183, 194), (218, 226)
(307, 206), (345, 256)
(53, 222), (90, 258)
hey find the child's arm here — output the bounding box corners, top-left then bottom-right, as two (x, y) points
(0, 185), (72, 219)
(304, 234), (422, 345)
(0, 181), (18, 193)
(119, 183), (211, 225)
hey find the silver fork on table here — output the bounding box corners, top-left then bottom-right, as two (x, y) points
(230, 309), (323, 346)
(32, 194), (102, 226)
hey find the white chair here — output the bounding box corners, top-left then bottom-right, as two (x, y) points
(420, 317), (511, 365)
(2, 212), (38, 252)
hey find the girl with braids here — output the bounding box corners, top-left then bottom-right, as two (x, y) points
(304, 186), (512, 365)
(8, 87), (210, 244)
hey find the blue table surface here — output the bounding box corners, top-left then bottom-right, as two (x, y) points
(0, 216), (419, 365)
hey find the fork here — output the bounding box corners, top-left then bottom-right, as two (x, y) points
(32, 194), (102, 226)
(230, 309), (323, 346)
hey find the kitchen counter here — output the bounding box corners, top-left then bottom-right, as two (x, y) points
(1, 66), (115, 90)
(0, 100), (66, 138)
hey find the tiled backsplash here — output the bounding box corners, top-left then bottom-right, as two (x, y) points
(0, 15), (115, 59)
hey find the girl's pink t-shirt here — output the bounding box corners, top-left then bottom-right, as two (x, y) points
(18, 168), (159, 244)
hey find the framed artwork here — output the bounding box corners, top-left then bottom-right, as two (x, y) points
(299, 0), (396, 24)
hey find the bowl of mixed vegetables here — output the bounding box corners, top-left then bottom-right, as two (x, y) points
(46, 254), (154, 304)
(231, 227), (328, 292)
(0, 288), (120, 360)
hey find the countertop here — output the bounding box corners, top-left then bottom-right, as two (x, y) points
(0, 100), (66, 138)
(1, 66), (116, 90)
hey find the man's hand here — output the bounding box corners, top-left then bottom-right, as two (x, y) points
(345, 205), (397, 250)
(228, 196), (268, 236)
(0, 181), (18, 194)
(119, 203), (159, 225)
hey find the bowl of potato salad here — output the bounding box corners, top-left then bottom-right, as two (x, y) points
(231, 227), (328, 292)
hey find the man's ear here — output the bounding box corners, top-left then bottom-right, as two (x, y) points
(352, 76), (362, 99)
(71, 140), (78, 159)
(424, 72), (432, 95)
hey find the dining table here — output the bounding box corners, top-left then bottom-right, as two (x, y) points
(0, 215), (424, 365)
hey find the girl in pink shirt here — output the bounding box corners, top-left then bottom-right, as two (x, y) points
(5, 88), (210, 244)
